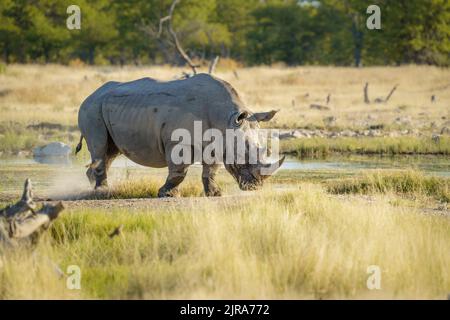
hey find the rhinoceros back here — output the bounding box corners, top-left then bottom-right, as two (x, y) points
(100, 77), (213, 167)
(80, 74), (239, 168)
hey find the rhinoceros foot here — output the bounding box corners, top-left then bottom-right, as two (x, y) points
(205, 188), (222, 197)
(157, 187), (180, 198)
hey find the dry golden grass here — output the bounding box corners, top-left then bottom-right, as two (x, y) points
(1, 184), (449, 299)
(0, 64), (448, 130)
(234, 66), (450, 130)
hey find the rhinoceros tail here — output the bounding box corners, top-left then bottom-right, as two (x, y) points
(75, 135), (84, 155)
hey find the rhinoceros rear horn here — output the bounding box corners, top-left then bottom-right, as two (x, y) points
(259, 155), (285, 178)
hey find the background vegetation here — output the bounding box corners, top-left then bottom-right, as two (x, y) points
(0, 0), (449, 66)
(1, 64), (448, 155)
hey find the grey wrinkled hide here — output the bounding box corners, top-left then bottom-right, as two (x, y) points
(78, 73), (281, 197)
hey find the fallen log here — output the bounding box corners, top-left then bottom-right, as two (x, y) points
(0, 179), (64, 245)
(0, 179), (36, 219)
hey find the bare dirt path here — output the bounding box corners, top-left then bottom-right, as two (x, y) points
(47, 195), (245, 211)
(1, 188), (448, 216)
(0, 189), (257, 211)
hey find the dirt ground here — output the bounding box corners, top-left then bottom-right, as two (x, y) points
(1, 187), (448, 217)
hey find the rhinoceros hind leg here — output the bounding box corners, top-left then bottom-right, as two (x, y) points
(158, 164), (189, 198)
(86, 166), (96, 186)
(202, 164), (222, 197)
(96, 143), (120, 189)
(86, 135), (120, 190)
(86, 159), (107, 189)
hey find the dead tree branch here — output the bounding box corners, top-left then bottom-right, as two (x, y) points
(364, 82), (370, 104)
(157, 16), (171, 38)
(373, 84), (399, 103)
(384, 84), (398, 103)
(158, 0), (199, 75)
(208, 55), (220, 74)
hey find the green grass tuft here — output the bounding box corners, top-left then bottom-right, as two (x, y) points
(281, 136), (450, 158)
(326, 170), (450, 202)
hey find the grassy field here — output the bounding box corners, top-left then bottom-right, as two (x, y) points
(0, 64), (449, 154)
(1, 182), (449, 299)
(0, 162), (449, 299)
(0, 64), (449, 299)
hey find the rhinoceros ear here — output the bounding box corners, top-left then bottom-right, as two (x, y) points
(235, 111), (250, 125)
(253, 109), (279, 122)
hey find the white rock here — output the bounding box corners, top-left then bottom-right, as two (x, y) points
(341, 130), (357, 137)
(368, 130), (382, 137)
(33, 142), (71, 157)
(389, 131), (400, 137)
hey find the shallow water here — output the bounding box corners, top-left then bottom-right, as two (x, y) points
(283, 156), (450, 177)
(1, 155), (449, 176)
(0, 154), (448, 198)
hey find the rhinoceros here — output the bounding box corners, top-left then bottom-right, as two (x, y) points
(76, 73), (284, 197)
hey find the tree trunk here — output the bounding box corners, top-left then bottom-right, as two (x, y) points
(351, 15), (364, 67)
(2, 47), (10, 64)
(88, 46), (95, 65)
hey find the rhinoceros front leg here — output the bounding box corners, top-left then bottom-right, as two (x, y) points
(158, 164), (189, 198)
(202, 164), (221, 197)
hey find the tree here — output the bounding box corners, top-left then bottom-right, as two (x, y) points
(25, 0), (71, 63)
(70, 0), (118, 64)
(0, 0), (447, 66)
(321, 0), (369, 67)
(379, 0), (450, 66)
(0, 0), (20, 63)
(214, 0), (260, 59)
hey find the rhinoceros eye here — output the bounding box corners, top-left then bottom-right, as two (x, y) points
(235, 111), (249, 126)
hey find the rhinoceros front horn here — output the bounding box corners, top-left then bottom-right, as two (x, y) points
(259, 155), (285, 179)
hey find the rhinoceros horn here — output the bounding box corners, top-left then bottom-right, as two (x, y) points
(258, 155), (285, 179)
